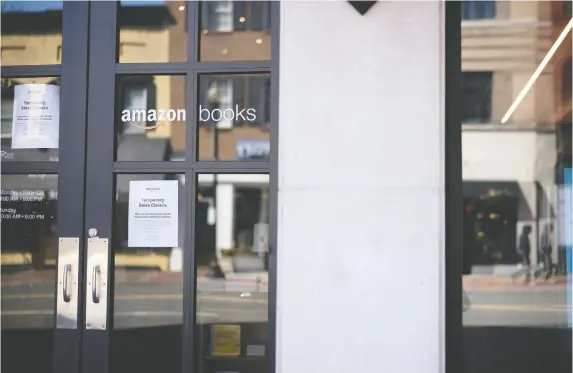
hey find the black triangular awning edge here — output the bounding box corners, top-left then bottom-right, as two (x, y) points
(348, 1), (378, 15)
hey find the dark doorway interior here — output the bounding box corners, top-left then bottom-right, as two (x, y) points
(463, 192), (519, 266)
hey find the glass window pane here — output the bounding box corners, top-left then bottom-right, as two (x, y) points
(1, 174), (58, 373)
(195, 173), (269, 373)
(1, 1), (63, 66)
(111, 174), (185, 373)
(199, 1), (271, 62)
(116, 75), (186, 161)
(118, 1), (187, 63)
(461, 1), (572, 372)
(1, 77), (60, 162)
(198, 73), (270, 161)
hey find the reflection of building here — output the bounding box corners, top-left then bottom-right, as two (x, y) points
(1, 2), (271, 271)
(196, 174), (269, 270)
(461, 0), (572, 266)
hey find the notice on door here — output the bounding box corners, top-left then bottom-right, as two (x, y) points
(210, 325), (241, 357)
(11, 84), (60, 149)
(128, 180), (178, 248)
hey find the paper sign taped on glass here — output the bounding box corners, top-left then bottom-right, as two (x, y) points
(11, 84), (60, 149)
(128, 180), (179, 248)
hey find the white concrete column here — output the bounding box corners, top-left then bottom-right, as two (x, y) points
(277, 2), (444, 373)
(216, 182), (234, 255)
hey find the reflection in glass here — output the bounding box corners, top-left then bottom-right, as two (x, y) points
(460, 2), (572, 372)
(111, 174), (185, 373)
(199, 1), (271, 62)
(195, 173), (269, 373)
(1, 77), (60, 162)
(1, 1), (63, 66)
(1, 174), (58, 372)
(118, 1), (187, 63)
(115, 75), (186, 161)
(198, 74), (270, 161)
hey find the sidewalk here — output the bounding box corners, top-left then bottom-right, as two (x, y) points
(464, 274), (570, 290)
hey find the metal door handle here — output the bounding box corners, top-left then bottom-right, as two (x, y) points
(57, 237), (79, 329)
(92, 265), (101, 304)
(85, 238), (108, 330)
(62, 264), (72, 302)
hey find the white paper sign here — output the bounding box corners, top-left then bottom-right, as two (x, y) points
(128, 180), (179, 248)
(11, 84), (60, 149)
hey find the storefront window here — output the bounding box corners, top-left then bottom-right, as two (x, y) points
(197, 73), (271, 161)
(1, 1), (63, 66)
(460, 1), (572, 372)
(199, 1), (271, 62)
(195, 174), (269, 373)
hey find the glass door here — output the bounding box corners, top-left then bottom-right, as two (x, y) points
(1, 2), (90, 373)
(80, 2), (276, 373)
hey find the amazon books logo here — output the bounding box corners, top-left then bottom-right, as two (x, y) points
(121, 106), (257, 130)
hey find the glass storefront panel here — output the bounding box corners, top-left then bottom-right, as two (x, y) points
(461, 1), (572, 372)
(1, 174), (58, 371)
(199, 1), (271, 62)
(1, 1), (63, 66)
(198, 73), (270, 161)
(1, 77), (60, 162)
(118, 1), (188, 63)
(195, 173), (269, 373)
(111, 174), (185, 373)
(115, 75), (186, 162)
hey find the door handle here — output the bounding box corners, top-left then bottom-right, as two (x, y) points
(85, 237), (108, 330)
(62, 264), (72, 302)
(91, 265), (101, 304)
(56, 237), (79, 329)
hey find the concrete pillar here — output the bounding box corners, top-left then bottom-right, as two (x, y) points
(277, 2), (444, 372)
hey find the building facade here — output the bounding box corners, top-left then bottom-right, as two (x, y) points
(0, 1), (571, 373)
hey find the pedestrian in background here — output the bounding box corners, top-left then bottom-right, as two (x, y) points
(511, 225), (533, 285)
(538, 224), (555, 283)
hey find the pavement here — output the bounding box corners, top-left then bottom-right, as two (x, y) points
(463, 274), (570, 290)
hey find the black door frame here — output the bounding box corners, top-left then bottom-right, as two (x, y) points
(2, 2), (91, 373)
(82, 2), (279, 373)
(444, 2), (462, 373)
(2, 1), (279, 373)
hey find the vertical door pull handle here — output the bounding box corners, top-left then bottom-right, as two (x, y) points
(62, 264), (72, 302)
(92, 265), (101, 304)
(56, 237), (79, 329)
(85, 238), (108, 330)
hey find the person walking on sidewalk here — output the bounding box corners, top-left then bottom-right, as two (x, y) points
(537, 224), (555, 283)
(511, 225), (533, 284)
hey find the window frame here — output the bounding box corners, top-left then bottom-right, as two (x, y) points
(84, 2), (280, 373)
(445, 2), (463, 373)
(447, 2), (573, 373)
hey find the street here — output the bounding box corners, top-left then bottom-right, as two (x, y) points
(464, 287), (570, 328)
(2, 280), (570, 329)
(1, 280), (268, 329)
